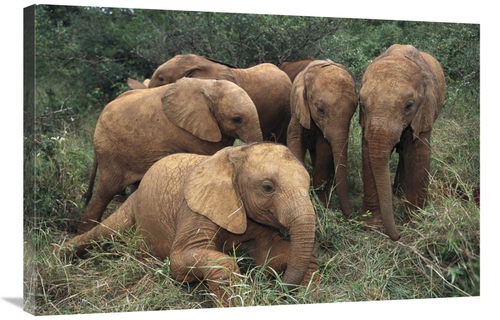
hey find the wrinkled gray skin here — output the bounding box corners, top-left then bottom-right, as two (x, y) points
(60, 143), (319, 307)
(287, 59), (357, 218)
(148, 54), (292, 144)
(79, 78), (263, 234)
(359, 44), (446, 240)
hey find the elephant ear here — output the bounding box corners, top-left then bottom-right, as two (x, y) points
(161, 78), (222, 142)
(290, 68), (311, 129)
(127, 78), (148, 90)
(405, 51), (442, 140)
(182, 66), (201, 78)
(184, 147), (247, 234)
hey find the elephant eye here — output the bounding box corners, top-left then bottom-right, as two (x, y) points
(359, 100), (365, 113)
(261, 180), (275, 194)
(232, 116), (243, 125)
(404, 100), (414, 113)
(316, 104), (325, 115)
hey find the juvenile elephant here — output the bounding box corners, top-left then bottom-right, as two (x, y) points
(126, 77), (150, 90)
(79, 78), (263, 234)
(60, 143), (319, 307)
(279, 57), (315, 83)
(287, 59), (357, 218)
(148, 54), (292, 144)
(359, 44), (446, 241)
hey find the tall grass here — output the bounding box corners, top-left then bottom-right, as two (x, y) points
(24, 82), (479, 314)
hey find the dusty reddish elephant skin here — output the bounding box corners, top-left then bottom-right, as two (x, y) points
(148, 54), (293, 145)
(279, 57), (315, 83)
(359, 44), (447, 241)
(286, 59), (358, 218)
(60, 143), (319, 307)
(79, 78), (263, 234)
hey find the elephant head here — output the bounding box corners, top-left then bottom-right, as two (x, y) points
(161, 78), (263, 144)
(288, 59), (357, 218)
(149, 54), (237, 88)
(184, 143), (317, 287)
(359, 44), (446, 241)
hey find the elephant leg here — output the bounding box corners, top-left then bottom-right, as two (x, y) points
(274, 111), (291, 145)
(309, 149), (317, 171)
(241, 224), (319, 286)
(286, 116), (308, 165)
(82, 156), (98, 204)
(361, 134), (383, 226)
(170, 246), (241, 307)
(59, 196), (136, 259)
(393, 129), (412, 197)
(78, 166), (130, 234)
(312, 136), (334, 207)
(398, 130), (432, 211)
(114, 181), (141, 203)
(241, 228), (288, 274)
(393, 150), (405, 197)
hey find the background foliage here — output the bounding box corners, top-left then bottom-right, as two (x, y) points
(31, 5), (479, 126)
(24, 4), (480, 315)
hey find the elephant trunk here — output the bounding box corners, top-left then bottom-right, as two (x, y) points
(241, 126), (263, 144)
(281, 200), (316, 287)
(367, 136), (401, 241)
(325, 127), (352, 218)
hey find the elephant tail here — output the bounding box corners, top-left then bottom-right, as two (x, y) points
(82, 156), (98, 205)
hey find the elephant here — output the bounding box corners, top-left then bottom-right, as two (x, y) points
(59, 143), (320, 307)
(286, 59), (358, 218)
(126, 77), (150, 90)
(358, 44), (446, 241)
(79, 77), (263, 234)
(148, 54), (292, 144)
(279, 57), (315, 83)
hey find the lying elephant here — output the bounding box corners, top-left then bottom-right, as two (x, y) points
(60, 143), (319, 307)
(79, 78), (263, 234)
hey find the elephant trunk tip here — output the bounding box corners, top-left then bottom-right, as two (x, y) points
(382, 216), (400, 241)
(388, 230), (401, 241)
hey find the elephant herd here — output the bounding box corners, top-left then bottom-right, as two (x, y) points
(58, 44), (446, 307)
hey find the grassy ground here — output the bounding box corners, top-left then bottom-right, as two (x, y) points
(23, 87), (480, 315)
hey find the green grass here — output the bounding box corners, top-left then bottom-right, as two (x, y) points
(24, 84), (480, 314)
